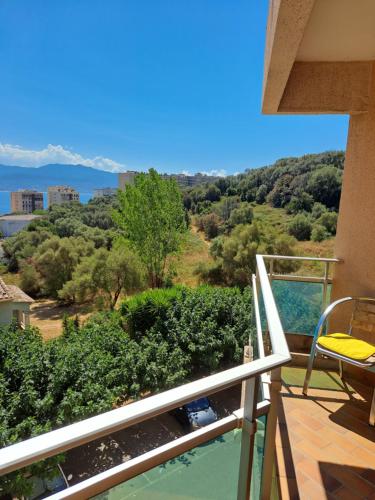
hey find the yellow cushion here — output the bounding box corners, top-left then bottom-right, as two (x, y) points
(317, 333), (375, 361)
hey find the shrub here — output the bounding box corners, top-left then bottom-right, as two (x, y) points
(311, 202), (327, 220)
(286, 191), (314, 214)
(307, 166), (342, 209)
(288, 214), (312, 241)
(317, 211), (338, 235)
(311, 224), (330, 242)
(255, 184), (268, 204)
(197, 213), (223, 239)
(228, 204), (254, 228)
(121, 287), (183, 337)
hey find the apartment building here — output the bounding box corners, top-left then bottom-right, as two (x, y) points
(119, 170), (219, 190)
(47, 186), (79, 208)
(118, 171), (138, 190)
(93, 187), (117, 198)
(10, 190), (43, 214)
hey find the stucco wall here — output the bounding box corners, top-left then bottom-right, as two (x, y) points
(331, 65), (375, 384)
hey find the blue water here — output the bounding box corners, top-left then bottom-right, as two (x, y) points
(0, 191), (92, 215)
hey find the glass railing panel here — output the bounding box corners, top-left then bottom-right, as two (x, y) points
(271, 280), (324, 336)
(94, 429), (243, 500)
(250, 415), (267, 500)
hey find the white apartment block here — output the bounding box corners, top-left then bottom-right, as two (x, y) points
(93, 187), (117, 198)
(47, 186), (79, 208)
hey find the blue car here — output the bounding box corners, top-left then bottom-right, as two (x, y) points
(172, 397), (218, 430)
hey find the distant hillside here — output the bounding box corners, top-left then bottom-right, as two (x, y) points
(0, 164), (118, 191)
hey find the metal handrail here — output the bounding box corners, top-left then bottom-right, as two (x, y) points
(0, 255), (291, 499)
(260, 254), (340, 263)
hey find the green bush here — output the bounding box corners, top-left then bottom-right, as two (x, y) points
(311, 202), (327, 220)
(311, 224), (329, 242)
(285, 190), (314, 214)
(121, 287), (183, 337)
(288, 214), (312, 241)
(317, 211), (338, 235)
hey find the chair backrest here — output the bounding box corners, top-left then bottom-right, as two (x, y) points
(350, 299), (375, 345)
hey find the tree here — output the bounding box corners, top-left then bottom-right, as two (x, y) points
(59, 246), (144, 309)
(114, 169), (186, 287)
(198, 222), (297, 287)
(228, 204), (254, 228)
(286, 190), (314, 214)
(288, 214), (312, 241)
(205, 184), (221, 202)
(32, 236), (95, 297)
(255, 184), (268, 204)
(197, 213), (222, 239)
(307, 166), (342, 208)
(317, 211), (338, 235)
(311, 224), (329, 242)
(311, 202), (327, 220)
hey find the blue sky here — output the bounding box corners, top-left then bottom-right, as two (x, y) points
(0, 0), (349, 175)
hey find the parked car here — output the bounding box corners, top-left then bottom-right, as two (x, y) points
(26, 465), (69, 499)
(171, 397), (218, 430)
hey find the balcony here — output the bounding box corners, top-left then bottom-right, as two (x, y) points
(0, 255), (374, 499)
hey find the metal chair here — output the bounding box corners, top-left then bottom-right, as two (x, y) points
(303, 297), (375, 426)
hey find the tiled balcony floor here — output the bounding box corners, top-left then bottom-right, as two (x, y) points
(276, 367), (375, 499)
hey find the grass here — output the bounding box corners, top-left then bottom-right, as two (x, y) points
(252, 204), (335, 277)
(172, 227), (213, 287)
(0, 265), (21, 287)
(252, 203), (293, 235)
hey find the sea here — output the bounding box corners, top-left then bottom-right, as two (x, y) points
(0, 191), (93, 216)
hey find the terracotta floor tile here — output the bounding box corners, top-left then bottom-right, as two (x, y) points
(276, 368), (375, 500)
(289, 408), (325, 432)
(325, 463), (375, 498)
(278, 476), (300, 500)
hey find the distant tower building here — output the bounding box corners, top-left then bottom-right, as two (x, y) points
(93, 188), (117, 198)
(10, 190), (44, 214)
(118, 171), (138, 190)
(47, 186), (79, 208)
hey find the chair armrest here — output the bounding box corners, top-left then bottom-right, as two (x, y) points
(312, 296), (355, 342)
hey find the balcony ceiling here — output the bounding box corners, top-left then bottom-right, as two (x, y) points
(297, 0), (375, 62)
(262, 0), (375, 115)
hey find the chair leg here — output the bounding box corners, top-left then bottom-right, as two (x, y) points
(339, 360), (344, 380)
(303, 344), (317, 396)
(370, 388), (375, 427)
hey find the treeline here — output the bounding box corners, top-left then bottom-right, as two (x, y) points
(183, 151), (344, 213)
(0, 286), (253, 496)
(183, 152), (344, 286)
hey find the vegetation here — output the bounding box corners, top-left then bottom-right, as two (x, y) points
(0, 286), (252, 496)
(114, 169), (187, 288)
(58, 245), (145, 309)
(0, 151), (345, 496)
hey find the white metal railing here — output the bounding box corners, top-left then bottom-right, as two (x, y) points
(262, 254), (340, 315)
(0, 255), (291, 500)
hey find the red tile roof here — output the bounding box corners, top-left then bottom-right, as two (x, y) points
(0, 278), (34, 303)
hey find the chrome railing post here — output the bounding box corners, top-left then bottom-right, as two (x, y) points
(237, 376), (259, 500)
(260, 366), (281, 500)
(322, 261), (330, 311)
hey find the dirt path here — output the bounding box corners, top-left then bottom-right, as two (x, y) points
(30, 299), (93, 340)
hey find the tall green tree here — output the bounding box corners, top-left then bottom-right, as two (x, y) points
(114, 169), (186, 287)
(59, 246), (144, 309)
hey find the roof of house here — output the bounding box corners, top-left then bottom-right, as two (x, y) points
(0, 278), (34, 303)
(0, 214), (41, 222)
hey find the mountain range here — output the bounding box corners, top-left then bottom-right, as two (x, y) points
(0, 164), (118, 192)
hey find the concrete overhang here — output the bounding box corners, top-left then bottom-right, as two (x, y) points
(262, 0), (375, 115)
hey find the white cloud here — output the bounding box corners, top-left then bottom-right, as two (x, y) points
(0, 143), (125, 172)
(202, 169), (227, 177)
